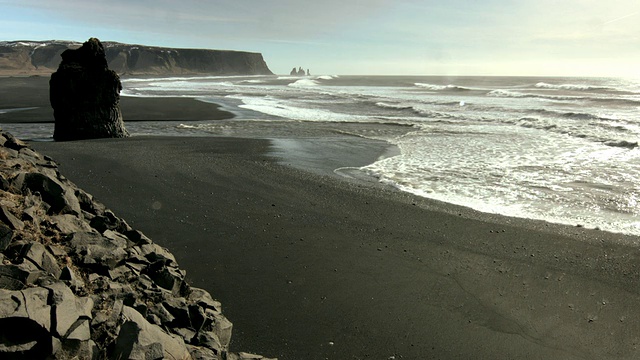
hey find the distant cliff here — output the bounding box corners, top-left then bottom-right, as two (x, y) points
(0, 40), (274, 76)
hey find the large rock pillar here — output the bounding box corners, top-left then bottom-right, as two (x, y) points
(50, 38), (129, 141)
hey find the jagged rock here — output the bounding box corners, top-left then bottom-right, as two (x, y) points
(75, 188), (105, 216)
(145, 261), (187, 295)
(0, 222), (12, 251)
(59, 266), (84, 290)
(0, 206), (23, 231)
(12, 172), (81, 215)
(196, 330), (223, 354)
(174, 327), (197, 343)
(107, 282), (136, 306)
(189, 287), (223, 313)
(50, 214), (92, 234)
(6, 241), (62, 278)
(212, 313), (233, 349)
(44, 282), (93, 339)
(0, 263), (46, 290)
(0, 287), (53, 358)
(49, 37), (129, 141)
(107, 265), (133, 281)
(113, 306), (191, 360)
(189, 304), (207, 332)
(162, 297), (191, 328)
(235, 352), (273, 360)
(1, 132), (28, 151)
(138, 243), (177, 264)
(124, 229), (153, 245)
(0, 175), (10, 191)
(148, 302), (176, 325)
(68, 231), (128, 271)
(188, 345), (218, 360)
(0, 130), (277, 359)
(90, 210), (130, 233)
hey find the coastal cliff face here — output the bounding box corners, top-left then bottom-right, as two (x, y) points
(0, 40), (273, 76)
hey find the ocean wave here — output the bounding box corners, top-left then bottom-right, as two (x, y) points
(510, 116), (638, 149)
(373, 101), (462, 120)
(531, 109), (620, 122)
(487, 89), (582, 101)
(535, 82), (613, 91)
(277, 76), (303, 80)
(414, 83), (477, 92)
(414, 83), (447, 90)
(316, 75), (336, 80)
(375, 102), (414, 110)
(240, 79), (266, 84)
(288, 79), (320, 87)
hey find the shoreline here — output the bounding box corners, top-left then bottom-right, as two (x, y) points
(31, 135), (640, 360)
(0, 76), (235, 123)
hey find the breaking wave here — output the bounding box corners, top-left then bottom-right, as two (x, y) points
(288, 79), (320, 87)
(414, 83), (476, 92)
(535, 82), (613, 91)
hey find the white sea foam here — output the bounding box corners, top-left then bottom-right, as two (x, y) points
(288, 79), (321, 87)
(535, 82), (610, 91)
(414, 83), (448, 90)
(113, 75), (640, 236)
(227, 95), (366, 122)
(375, 102), (413, 110)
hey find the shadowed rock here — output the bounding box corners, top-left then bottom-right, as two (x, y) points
(50, 37), (129, 141)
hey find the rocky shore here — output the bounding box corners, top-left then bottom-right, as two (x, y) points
(0, 130), (274, 359)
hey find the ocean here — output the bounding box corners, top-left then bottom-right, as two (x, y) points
(12, 75), (640, 236)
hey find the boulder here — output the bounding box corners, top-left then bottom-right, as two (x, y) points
(0, 205), (24, 231)
(0, 288), (54, 359)
(6, 241), (62, 278)
(44, 282), (93, 339)
(12, 172), (81, 215)
(50, 214), (92, 234)
(0, 222), (12, 252)
(0, 263), (46, 290)
(49, 37), (129, 141)
(68, 232), (128, 271)
(113, 306), (191, 360)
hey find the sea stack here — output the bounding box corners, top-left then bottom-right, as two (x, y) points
(50, 38), (129, 141)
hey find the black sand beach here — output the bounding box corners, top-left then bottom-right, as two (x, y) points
(32, 136), (640, 360)
(7, 75), (640, 359)
(0, 76), (233, 123)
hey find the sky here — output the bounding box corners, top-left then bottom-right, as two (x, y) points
(1, 0), (639, 77)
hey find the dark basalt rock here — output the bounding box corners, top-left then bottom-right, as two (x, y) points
(0, 130), (277, 359)
(50, 38), (129, 141)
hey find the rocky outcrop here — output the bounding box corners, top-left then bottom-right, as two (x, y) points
(0, 40), (274, 76)
(50, 38), (129, 141)
(289, 67), (308, 76)
(0, 130), (275, 359)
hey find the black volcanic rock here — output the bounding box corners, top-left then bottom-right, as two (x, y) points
(49, 38), (129, 141)
(0, 131), (278, 359)
(290, 66), (309, 76)
(0, 40), (274, 76)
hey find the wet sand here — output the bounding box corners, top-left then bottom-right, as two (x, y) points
(31, 136), (640, 360)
